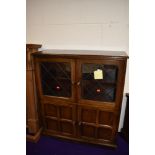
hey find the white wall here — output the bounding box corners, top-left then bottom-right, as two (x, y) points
(27, 0), (129, 131)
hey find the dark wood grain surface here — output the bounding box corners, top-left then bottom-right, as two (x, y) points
(26, 44), (42, 142)
(33, 51), (128, 147)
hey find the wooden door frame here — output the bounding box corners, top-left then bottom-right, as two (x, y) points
(34, 57), (76, 103)
(76, 59), (126, 109)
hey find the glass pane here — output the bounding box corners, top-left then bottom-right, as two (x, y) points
(81, 63), (118, 102)
(40, 62), (71, 97)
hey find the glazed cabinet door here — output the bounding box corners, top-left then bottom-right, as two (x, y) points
(76, 59), (125, 108)
(35, 58), (76, 103)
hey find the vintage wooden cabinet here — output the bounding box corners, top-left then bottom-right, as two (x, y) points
(33, 50), (128, 147)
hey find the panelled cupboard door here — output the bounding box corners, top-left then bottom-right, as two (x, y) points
(43, 102), (76, 137)
(35, 58), (76, 103)
(77, 105), (116, 143)
(76, 59), (126, 109)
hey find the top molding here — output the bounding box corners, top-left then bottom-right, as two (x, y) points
(26, 44), (42, 49)
(32, 49), (129, 60)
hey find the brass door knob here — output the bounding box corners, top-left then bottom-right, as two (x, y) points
(77, 81), (80, 86)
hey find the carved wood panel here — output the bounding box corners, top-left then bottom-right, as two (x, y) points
(78, 105), (114, 142)
(43, 102), (76, 137)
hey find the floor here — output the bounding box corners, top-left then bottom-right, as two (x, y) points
(26, 134), (129, 155)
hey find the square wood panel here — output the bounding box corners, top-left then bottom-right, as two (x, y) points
(81, 125), (95, 138)
(61, 122), (73, 135)
(44, 104), (57, 117)
(99, 111), (113, 126)
(97, 127), (112, 140)
(60, 106), (72, 120)
(46, 119), (59, 131)
(81, 109), (96, 123)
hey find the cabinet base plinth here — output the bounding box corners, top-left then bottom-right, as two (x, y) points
(43, 130), (117, 148)
(26, 128), (42, 143)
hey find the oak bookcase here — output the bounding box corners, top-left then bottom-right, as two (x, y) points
(32, 49), (128, 147)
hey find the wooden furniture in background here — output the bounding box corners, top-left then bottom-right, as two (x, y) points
(33, 50), (128, 147)
(26, 44), (42, 142)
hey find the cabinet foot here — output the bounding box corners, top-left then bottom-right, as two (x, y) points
(26, 128), (42, 143)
